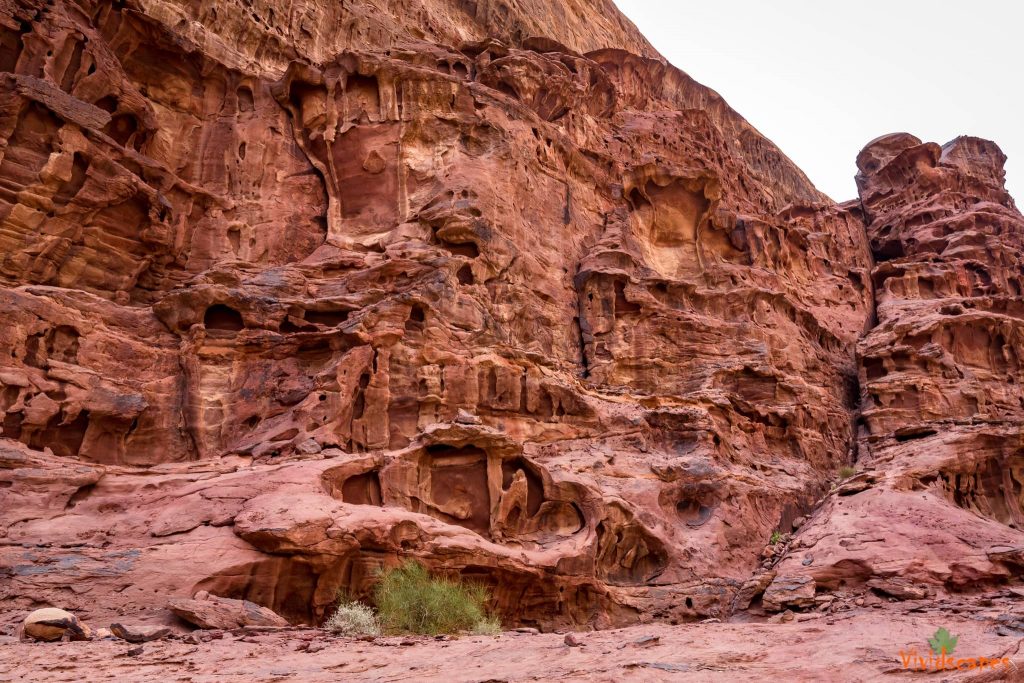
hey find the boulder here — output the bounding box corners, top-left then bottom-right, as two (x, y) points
(22, 608), (91, 642)
(110, 623), (172, 643)
(168, 594), (289, 630)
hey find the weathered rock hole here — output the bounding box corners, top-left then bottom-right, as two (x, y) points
(1, 411), (23, 440)
(595, 512), (668, 586)
(237, 86), (254, 112)
(424, 444), (491, 537)
(894, 428), (937, 442)
(65, 483), (96, 509)
(405, 304), (426, 333)
(864, 357), (886, 381)
(676, 499), (714, 527)
(203, 304), (244, 331)
(501, 457), (543, 517)
(352, 372), (370, 420)
(29, 409), (90, 458)
(613, 280), (640, 315)
(94, 95), (118, 113)
(872, 239), (905, 262)
(341, 471), (383, 505)
(495, 80), (519, 100)
(105, 113), (140, 148)
(444, 240), (480, 258)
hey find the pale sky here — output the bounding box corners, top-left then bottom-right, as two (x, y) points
(614, 0), (1023, 203)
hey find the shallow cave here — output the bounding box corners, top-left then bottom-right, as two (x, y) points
(341, 470), (383, 506)
(195, 556), (322, 625)
(423, 444), (492, 536)
(203, 304), (244, 331)
(595, 514), (668, 586)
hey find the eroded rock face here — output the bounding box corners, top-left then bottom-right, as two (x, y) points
(765, 133), (1024, 608)
(0, 0), (1019, 634)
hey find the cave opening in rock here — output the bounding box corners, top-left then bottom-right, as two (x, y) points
(500, 457), (544, 517)
(105, 113), (140, 148)
(93, 95), (118, 113)
(443, 240), (479, 258)
(203, 304), (244, 331)
(195, 557), (320, 625)
(342, 470), (383, 506)
(352, 372), (370, 420)
(237, 85), (255, 112)
(405, 304), (426, 333)
(28, 409), (90, 458)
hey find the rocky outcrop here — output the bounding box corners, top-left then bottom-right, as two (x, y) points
(765, 133), (1024, 608)
(0, 0), (1020, 638)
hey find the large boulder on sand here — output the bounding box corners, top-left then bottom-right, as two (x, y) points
(22, 608), (91, 642)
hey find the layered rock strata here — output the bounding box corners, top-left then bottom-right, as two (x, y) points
(766, 134), (1024, 608)
(0, 0), (1020, 633)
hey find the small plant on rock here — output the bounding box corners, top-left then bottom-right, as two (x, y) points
(374, 560), (496, 635)
(838, 465), (857, 480)
(769, 530), (783, 545)
(325, 600), (380, 637)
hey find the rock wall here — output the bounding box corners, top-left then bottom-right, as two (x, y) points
(1, 0), (1020, 631)
(765, 133), (1024, 609)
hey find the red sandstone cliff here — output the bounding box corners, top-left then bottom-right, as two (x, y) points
(0, 0), (1021, 636)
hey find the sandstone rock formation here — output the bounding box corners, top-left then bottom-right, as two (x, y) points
(765, 133), (1024, 607)
(0, 0), (1021, 640)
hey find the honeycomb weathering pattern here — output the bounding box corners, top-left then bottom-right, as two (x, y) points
(0, 0), (1021, 631)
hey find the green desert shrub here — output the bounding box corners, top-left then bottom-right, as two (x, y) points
(374, 561), (496, 635)
(838, 465), (857, 479)
(325, 600), (380, 636)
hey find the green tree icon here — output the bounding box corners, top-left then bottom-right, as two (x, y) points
(928, 627), (959, 655)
